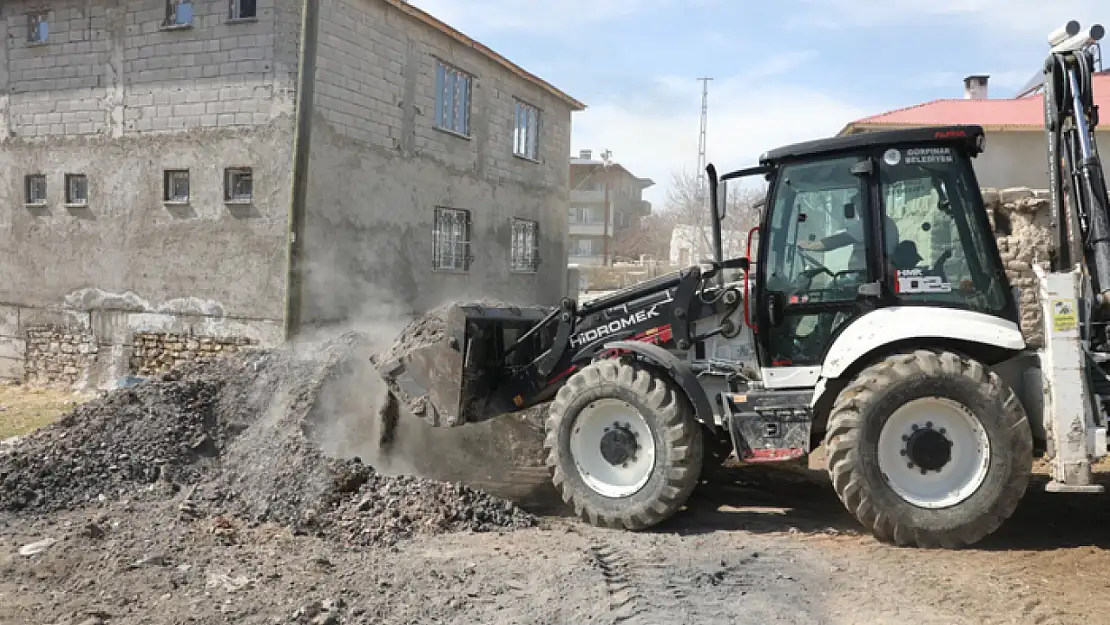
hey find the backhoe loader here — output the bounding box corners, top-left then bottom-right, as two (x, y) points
(377, 21), (1110, 548)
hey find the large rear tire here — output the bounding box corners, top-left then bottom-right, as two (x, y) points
(824, 349), (1032, 548)
(544, 359), (704, 530)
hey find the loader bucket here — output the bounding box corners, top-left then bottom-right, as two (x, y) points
(375, 302), (555, 427)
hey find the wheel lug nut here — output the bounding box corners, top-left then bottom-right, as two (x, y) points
(907, 462), (914, 469)
(920, 468), (927, 475)
(902, 435), (909, 442)
(939, 428), (946, 435)
(900, 449), (907, 456)
(926, 421), (933, 428)
(911, 424), (919, 431)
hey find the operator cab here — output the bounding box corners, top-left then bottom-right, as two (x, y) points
(729, 126), (1020, 375)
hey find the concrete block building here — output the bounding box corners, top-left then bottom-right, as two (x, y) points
(0, 0), (584, 387)
(567, 150), (653, 266)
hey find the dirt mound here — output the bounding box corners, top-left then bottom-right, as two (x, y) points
(0, 332), (535, 546)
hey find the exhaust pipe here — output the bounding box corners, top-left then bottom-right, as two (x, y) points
(706, 164), (725, 285)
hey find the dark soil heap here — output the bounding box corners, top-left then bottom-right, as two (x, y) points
(0, 331), (535, 546)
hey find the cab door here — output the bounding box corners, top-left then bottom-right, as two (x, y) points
(755, 153), (884, 388)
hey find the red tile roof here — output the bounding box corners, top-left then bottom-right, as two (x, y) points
(840, 73), (1110, 135)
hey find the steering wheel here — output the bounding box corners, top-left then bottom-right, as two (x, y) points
(797, 249), (835, 278)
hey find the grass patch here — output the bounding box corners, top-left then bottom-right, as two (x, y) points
(0, 384), (96, 439)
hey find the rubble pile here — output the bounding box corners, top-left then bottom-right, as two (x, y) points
(0, 329), (536, 546)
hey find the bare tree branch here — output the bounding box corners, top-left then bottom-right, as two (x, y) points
(660, 170), (765, 263)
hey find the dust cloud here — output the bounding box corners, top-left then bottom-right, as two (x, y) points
(290, 260), (558, 510)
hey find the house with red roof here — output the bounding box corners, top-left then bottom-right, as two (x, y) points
(839, 74), (1110, 189)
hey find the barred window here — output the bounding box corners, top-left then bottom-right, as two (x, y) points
(65, 174), (88, 205)
(433, 207), (472, 271)
(25, 174), (46, 205)
(164, 169), (190, 203)
(225, 167), (253, 202)
(510, 218), (539, 273)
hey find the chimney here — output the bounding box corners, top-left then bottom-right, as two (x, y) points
(964, 75), (989, 100)
(579, 149), (593, 160)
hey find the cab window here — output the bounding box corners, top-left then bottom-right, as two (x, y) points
(878, 146), (1010, 317)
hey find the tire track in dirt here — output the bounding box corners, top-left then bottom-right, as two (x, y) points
(587, 536), (766, 624)
(589, 542), (649, 624)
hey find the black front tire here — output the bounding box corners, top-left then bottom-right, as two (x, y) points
(543, 359), (704, 530)
(824, 349), (1032, 548)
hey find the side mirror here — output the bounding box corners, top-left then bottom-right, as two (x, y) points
(767, 291), (786, 328)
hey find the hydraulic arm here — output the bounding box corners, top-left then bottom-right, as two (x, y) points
(1044, 22), (1110, 343)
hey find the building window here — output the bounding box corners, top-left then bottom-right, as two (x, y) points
(65, 174), (88, 206)
(164, 170), (190, 203)
(434, 61), (471, 136)
(510, 218), (539, 273)
(229, 0), (256, 20)
(513, 99), (540, 161)
(28, 12), (49, 44)
(224, 167), (253, 202)
(165, 0), (194, 27)
(570, 237), (594, 256)
(25, 175), (47, 205)
(432, 207), (472, 272)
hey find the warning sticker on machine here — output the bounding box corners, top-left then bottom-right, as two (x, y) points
(1052, 299), (1077, 332)
(904, 147), (953, 164)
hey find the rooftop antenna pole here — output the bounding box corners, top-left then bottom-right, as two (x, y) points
(696, 77), (713, 261)
(696, 77), (713, 195)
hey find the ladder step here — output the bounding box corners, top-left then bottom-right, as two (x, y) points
(1045, 481), (1105, 494)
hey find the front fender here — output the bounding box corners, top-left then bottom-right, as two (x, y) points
(602, 340), (715, 427)
(821, 307), (1026, 380)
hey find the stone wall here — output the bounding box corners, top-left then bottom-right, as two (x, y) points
(23, 326), (99, 387)
(130, 332), (258, 377)
(983, 188), (1054, 348)
(20, 326), (260, 385)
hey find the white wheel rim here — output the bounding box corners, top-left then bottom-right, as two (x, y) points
(877, 397), (991, 509)
(569, 398), (656, 498)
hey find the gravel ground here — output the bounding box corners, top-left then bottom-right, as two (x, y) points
(5, 316), (1110, 624)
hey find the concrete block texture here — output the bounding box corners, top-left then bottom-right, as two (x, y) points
(301, 0), (577, 322)
(2, 0), (296, 138)
(0, 122), (294, 320)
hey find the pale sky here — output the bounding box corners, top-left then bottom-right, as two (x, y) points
(410, 1), (1107, 205)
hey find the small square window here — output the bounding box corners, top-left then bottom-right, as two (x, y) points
(225, 167), (253, 203)
(165, 0), (194, 27)
(25, 174), (47, 205)
(229, 0), (257, 19)
(164, 170), (190, 203)
(510, 218), (540, 273)
(28, 12), (48, 44)
(65, 174), (88, 205)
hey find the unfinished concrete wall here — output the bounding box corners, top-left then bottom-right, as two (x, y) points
(0, 0), (300, 386)
(975, 131), (1110, 190)
(299, 0), (574, 323)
